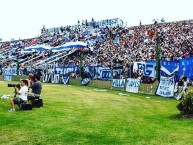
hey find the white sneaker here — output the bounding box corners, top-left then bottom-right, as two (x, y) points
(8, 109), (15, 112)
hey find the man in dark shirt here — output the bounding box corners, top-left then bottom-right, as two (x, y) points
(28, 75), (42, 105)
(29, 75), (42, 95)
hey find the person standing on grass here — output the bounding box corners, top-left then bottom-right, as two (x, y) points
(9, 80), (28, 112)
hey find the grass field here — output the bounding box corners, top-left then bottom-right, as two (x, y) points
(0, 81), (193, 145)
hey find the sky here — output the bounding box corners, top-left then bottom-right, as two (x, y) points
(0, 0), (192, 41)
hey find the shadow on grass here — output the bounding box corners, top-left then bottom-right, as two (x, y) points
(169, 113), (193, 120)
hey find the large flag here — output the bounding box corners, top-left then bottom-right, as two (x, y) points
(51, 41), (87, 52)
(178, 57), (193, 79)
(161, 60), (179, 76)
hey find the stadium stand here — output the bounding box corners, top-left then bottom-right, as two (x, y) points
(0, 18), (193, 79)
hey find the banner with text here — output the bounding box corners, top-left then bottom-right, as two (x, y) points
(156, 75), (175, 97)
(126, 78), (140, 93)
(95, 67), (111, 80)
(2, 68), (17, 81)
(112, 79), (125, 88)
(133, 61), (156, 78)
(178, 57), (193, 79)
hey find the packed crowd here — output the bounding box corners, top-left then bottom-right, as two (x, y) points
(1, 18), (193, 79)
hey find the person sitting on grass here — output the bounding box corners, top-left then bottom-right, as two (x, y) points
(28, 75), (42, 104)
(29, 74), (42, 95)
(28, 73), (35, 87)
(9, 80), (28, 112)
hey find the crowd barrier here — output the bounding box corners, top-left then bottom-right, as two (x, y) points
(0, 75), (158, 95)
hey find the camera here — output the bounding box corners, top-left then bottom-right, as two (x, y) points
(7, 84), (20, 89)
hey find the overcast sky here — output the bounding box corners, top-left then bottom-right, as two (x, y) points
(0, 0), (192, 41)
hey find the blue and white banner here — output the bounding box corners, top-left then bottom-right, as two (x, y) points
(54, 67), (62, 75)
(51, 41), (87, 52)
(96, 18), (121, 28)
(43, 73), (51, 83)
(156, 75), (175, 97)
(47, 18), (121, 33)
(2, 68), (17, 75)
(2, 68), (17, 81)
(113, 69), (123, 78)
(46, 66), (78, 75)
(161, 60), (179, 76)
(3, 75), (13, 81)
(62, 74), (69, 85)
(62, 66), (78, 75)
(24, 44), (51, 52)
(112, 79), (125, 88)
(133, 61), (156, 78)
(81, 78), (91, 85)
(126, 78), (141, 93)
(52, 74), (59, 83)
(101, 69), (111, 80)
(178, 57), (193, 79)
(95, 67), (111, 80)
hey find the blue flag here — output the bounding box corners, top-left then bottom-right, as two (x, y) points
(178, 57), (193, 79)
(161, 60), (179, 76)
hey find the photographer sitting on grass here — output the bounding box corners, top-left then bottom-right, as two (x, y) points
(9, 80), (28, 112)
(28, 75), (42, 104)
(29, 74), (42, 95)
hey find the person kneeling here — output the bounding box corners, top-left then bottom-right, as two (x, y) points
(9, 80), (28, 112)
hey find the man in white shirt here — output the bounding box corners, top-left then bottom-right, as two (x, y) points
(9, 80), (28, 112)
